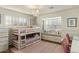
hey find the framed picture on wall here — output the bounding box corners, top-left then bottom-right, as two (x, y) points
(67, 18), (77, 27)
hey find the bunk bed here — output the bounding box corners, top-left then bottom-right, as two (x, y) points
(10, 26), (41, 49)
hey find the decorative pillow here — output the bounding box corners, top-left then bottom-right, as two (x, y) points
(66, 33), (72, 43)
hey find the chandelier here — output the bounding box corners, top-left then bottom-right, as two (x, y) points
(27, 5), (40, 16)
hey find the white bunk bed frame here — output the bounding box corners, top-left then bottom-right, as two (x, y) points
(10, 26), (41, 49)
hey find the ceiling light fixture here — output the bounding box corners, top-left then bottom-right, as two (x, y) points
(27, 5), (38, 9)
(27, 5), (40, 16)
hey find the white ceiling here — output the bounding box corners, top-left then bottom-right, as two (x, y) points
(0, 5), (78, 16)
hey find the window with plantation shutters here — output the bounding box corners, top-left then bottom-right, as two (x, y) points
(42, 16), (61, 33)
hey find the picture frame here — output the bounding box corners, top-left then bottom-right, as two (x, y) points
(67, 18), (77, 27)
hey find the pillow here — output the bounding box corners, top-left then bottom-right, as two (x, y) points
(66, 33), (72, 43)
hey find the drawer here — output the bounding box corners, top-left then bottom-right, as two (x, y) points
(0, 40), (8, 44)
(42, 35), (61, 43)
(0, 37), (8, 42)
(0, 28), (8, 33)
(0, 33), (8, 37)
(0, 42), (8, 52)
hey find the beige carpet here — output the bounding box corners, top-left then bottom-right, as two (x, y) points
(10, 41), (62, 53)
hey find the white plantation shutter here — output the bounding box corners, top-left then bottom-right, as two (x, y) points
(43, 16), (61, 32)
(4, 14), (28, 26)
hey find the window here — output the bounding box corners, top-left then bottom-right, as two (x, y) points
(19, 17), (24, 25)
(23, 18), (27, 25)
(5, 15), (12, 26)
(42, 17), (61, 33)
(4, 15), (28, 26)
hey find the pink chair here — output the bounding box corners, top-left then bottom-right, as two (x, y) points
(61, 33), (72, 53)
(54, 33), (72, 53)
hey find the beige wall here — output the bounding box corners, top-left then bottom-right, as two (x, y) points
(36, 7), (79, 37)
